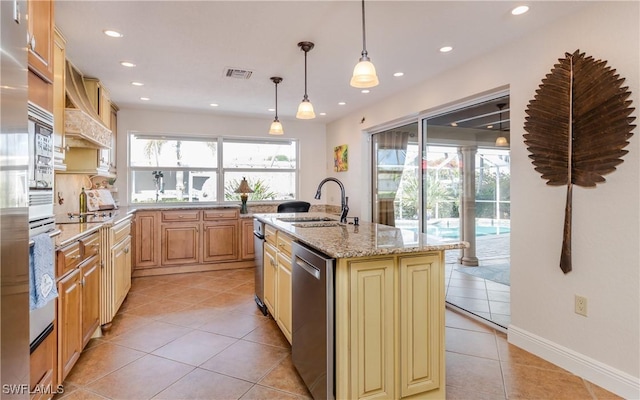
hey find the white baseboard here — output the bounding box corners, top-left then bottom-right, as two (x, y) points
(508, 325), (640, 399)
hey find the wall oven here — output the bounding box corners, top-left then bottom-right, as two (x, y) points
(27, 101), (54, 222)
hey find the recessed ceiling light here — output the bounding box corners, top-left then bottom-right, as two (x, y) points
(512, 5), (529, 15)
(393, 72), (404, 77)
(120, 61), (136, 68)
(338, 102), (346, 106)
(209, 103), (219, 107)
(319, 112), (327, 116)
(440, 46), (453, 53)
(361, 89), (370, 94)
(451, 122), (458, 127)
(103, 30), (123, 38)
(487, 125), (494, 129)
(140, 97), (150, 101)
(131, 82), (144, 86)
(268, 108), (275, 112)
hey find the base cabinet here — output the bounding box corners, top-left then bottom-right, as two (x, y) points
(335, 253), (445, 400)
(30, 324), (57, 400)
(262, 225), (293, 343)
(80, 256), (100, 348)
(57, 267), (82, 381)
(263, 242), (277, 316)
(112, 235), (132, 311)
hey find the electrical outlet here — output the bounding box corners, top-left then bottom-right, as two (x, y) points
(575, 295), (588, 317)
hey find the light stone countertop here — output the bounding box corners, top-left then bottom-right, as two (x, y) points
(254, 212), (468, 259)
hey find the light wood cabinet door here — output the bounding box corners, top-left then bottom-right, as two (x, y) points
(202, 221), (238, 262)
(112, 236), (132, 311)
(57, 268), (82, 383)
(347, 257), (396, 400)
(133, 211), (161, 268)
(52, 28), (66, 168)
(399, 254), (444, 398)
(276, 252), (293, 344)
(27, 0), (54, 82)
(30, 324), (57, 400)
(162, 224), (199, 265)
(240, 219), (255, 260)
(263, 242), (278, 315)
(80, 256), (100, 348)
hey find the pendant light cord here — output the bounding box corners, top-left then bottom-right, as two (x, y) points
(275, 80), (279, 120)
(361, 0), (368, 57)
(303, 49), (309, 101)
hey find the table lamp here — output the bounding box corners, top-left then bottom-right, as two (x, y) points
(234, 177), (254, 214)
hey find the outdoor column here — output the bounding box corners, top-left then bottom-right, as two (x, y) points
(459, 146), (479, 266)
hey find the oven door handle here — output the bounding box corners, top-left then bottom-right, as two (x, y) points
(29, 229), (61, 247)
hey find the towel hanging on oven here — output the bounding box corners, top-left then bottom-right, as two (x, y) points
(29, 233), (58, 310)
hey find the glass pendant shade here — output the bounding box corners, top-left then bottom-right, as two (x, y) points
(269, 119), (284, 135)
(495, 136), (508, 146)
(351, 58), (379, 88)
(296, 99), (316, 119)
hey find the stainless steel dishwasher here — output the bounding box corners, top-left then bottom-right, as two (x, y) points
(291, 241), (335, 400)
(253, 219), (267, 315)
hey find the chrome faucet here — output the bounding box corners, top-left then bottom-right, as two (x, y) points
(314, 177), (349, 224)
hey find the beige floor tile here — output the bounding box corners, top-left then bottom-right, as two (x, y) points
(258, 355), (312, 398)
(445, 308), (494, 333)
(198, 311), (269, 338)
(124, 298), (191, 319)
(446, 286), (489, 300)
(200, 339), (288, 382)
(153, 368), (253, 400)
(194, 277), (247, 293)
(445, 295), (491, 313)
(137, 282), (193, 298)
(445, 326), (499, 360)
(109, 320), (191, 353)
(65, 342), (145, 386)
(240, 384), (308, 400)
(243, 318), (291, 349)
(116, 291), (156, 313)
(55, 388), (109, 400)
(152, 329), (238, 366)
(446, 351), (505, 398)
(101, 312), (152, 340)
(198, 291), (258, 312)
(446, 384), (507, 400)
(502, 362), (593, 399)
(159, 303), (224, 329)
(86, 354), (194, 399)
(165, 287), (219, 304)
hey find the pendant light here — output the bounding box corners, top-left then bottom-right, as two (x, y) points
(296, 41), (316, 119)
(350, 0), (379, 88)
(495, 103), (509, 147)
(269, 77), (284, 135)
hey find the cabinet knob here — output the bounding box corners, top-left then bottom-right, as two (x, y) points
(30, 35), (36, 51)
(124, 247), (129, 254)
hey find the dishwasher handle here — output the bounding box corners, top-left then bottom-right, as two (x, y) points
(295, 256), (321, 280)
(253, 231), (265, 240)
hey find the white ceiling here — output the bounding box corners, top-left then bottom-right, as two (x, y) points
(55, 1), (589, 123)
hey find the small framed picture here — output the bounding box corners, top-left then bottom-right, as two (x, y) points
(334, 144), (348, 172)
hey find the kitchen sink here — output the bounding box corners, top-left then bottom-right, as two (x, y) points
(277, 217), (337, 223)
(291, 221), (342, 228)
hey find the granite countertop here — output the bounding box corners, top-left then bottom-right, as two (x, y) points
(55, 207), (136, 247)
(254, 212), (468, 259)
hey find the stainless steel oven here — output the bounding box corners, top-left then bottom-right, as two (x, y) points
(27, 101), (54, 222)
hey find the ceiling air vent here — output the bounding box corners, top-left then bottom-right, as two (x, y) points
(224, 68), (253, 79)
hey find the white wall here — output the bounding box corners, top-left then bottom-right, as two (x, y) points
(326, 2), (639, 397)
(115, 108), (327, 205)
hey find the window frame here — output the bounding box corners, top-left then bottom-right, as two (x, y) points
(128, 133), (299, 205)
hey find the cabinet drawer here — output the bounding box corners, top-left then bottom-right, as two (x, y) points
(57, 242), (81, 278)
(110, 219), (131, 244)
(265, 224), (277, 246)
(276, 232), (293, 256)
(161, 210), (200, 222)
(203, 208), (239, 221)
(80, 231), (101, 259)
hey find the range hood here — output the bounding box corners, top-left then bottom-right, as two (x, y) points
(65, 60), (111, 149)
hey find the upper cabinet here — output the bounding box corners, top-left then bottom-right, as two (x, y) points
(27, 0), (54, 83)
(53, 27), (66, 170)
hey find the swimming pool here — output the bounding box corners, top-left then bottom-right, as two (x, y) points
(425, 224), (510, 239)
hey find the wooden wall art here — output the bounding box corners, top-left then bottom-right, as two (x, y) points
(524, 49), (635, 273)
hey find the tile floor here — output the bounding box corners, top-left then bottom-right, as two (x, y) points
(55, 268), (620, 400)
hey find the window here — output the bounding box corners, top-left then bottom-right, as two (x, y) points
(129, 133), (298, 203)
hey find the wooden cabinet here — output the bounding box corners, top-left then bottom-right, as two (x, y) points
(56, 231), (101, 383)
(263, 242), (277, 316)
(262, 225), (293, 343)
(112, 235), (131, 312)
(133, 211), (161, 269)
(240, 219), (255, 260)
(30, 324), (57, 400)
(27, 0), (54, 82)
(334, 252), (445, 399)
(162, 223), (199, 265)
(52, 27), (66, 169)
(133, 208), (249, 276)
(80, 256), (100, 348)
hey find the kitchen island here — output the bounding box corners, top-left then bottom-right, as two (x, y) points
(255, 213), (467, 400)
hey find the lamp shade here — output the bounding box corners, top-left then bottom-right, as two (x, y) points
(296, 99), (316, 119)
(234, 177), (254, 194)
(269, 120), (284, 135)
(495, 136), (509, 147)
(350, 59), (379, 88)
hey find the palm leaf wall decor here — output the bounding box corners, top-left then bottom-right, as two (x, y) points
(524, 50), (635, 274)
